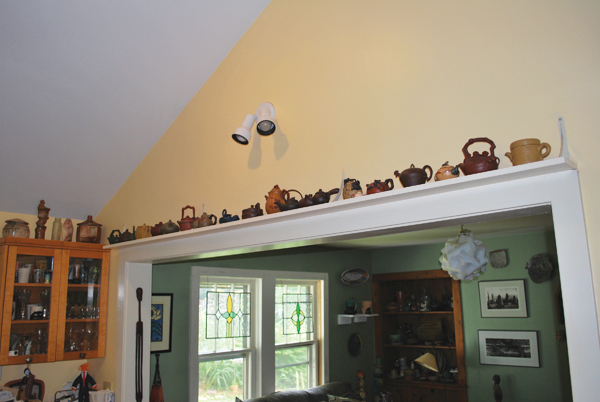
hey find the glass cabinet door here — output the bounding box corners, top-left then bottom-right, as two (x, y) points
(56, 249), (109, 360)
(0, 246), (63, 365)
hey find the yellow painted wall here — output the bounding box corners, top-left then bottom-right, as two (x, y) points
(94, 0), (600, 388)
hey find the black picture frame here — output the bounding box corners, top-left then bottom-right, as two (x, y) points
(478, 330), (540, 367)
(151, 293), (173, 353)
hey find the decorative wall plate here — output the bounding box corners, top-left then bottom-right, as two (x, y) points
(489, 249), (508, 268)
(525, 254), (553, 283)
(348, 332), (362, 356)
(341, 268), (369, 286)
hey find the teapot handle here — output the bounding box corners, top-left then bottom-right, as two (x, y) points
(282, 189), (303, 200)
(422, 165), (433, 182)
(384, 178), (394, 190)
(109, 229), (121, 238)
(209, 214), (217, 225)
(182, 205), (196, 219)
(462, 137), (497, 159)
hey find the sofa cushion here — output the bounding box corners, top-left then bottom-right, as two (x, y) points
(242, 381), (358, 402)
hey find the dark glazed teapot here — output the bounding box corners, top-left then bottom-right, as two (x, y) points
(394, 164), (433, 187)
(311, 188), (340, 205)
(107, 229), (121, 244)
(160, 220), (180, 234)
(299, 194), (314, 208)
(219, 209), (239, 224)
(366, 179), (394, 194)
(274, 190), (303, 211)
(119, 227), (136, 242)
(242, 203), (264, 219)
(458, 137), (500, 176)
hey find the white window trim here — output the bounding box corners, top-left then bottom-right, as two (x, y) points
(189, 266), (329, 401)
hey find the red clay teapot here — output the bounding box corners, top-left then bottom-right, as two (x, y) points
(366, 179), (394, 195)
(178, 205), (196, 231)
(394, 164), (433, 187)
(458, 137), (500, 175)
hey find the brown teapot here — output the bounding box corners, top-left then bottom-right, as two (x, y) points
(312, 188), (340, 205)
(242, 203), (264, 219)
(275, 190), (303, 211)
(366, 179), (394, 194)
(265, 185), (287, 214)
(395, 164), (433, 187)
(151, 222), (164, 236)
(342, 178), (364, 199)
(299, 194), (314, 208)
(193, 212), (217, 228)
(178, 205), (196, 231)
(458, 137), (500, 176)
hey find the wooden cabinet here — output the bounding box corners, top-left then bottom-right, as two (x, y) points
(0, 237), (109, 365)
(373, 270), (467, 402)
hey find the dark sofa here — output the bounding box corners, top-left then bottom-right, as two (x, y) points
(242, 382), (359, 402)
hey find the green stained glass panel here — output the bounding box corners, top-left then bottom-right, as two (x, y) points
(282, 293), (313, 335)
(206, 291), (251, 339)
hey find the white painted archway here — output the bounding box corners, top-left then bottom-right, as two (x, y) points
(109, 157), (599, 402)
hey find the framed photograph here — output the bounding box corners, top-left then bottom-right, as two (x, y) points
(151, 293), (173, 353)
(478, 330), (539, 367)
(479, 279), (527, 318)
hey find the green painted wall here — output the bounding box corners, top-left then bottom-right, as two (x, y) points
(151, 247), (375, 401)
(371, 231), (572, 402)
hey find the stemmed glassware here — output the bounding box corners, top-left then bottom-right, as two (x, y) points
(32, 327), (48, 355)
(40, 289), (51, 319)
(15, 289), (31, 320)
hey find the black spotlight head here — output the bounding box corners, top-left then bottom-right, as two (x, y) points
(256, 119), (276, 136)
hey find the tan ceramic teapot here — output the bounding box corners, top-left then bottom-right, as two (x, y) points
(193, 212), (217, 228)
(505, 138), (551, 166)
(265, 185), (287, 214)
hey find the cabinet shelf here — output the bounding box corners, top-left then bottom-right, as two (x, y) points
(67, 284), (100, 289)
(337, 314), (378, 325)
(66, 318), (99, 323)
(382, 311), (454, 315)
(385, 343), (456, 349)
(10, 319), (50, 325)
(13, 283), (52, 288)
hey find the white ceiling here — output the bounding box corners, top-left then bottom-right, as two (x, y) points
(0, 0), (271, 219)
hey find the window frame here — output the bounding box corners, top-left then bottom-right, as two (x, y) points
(189, 266), (329, 401)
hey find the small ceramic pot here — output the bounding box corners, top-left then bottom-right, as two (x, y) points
(434, 162), (460, 181)
(219, 210), (239, 224)
(505, 138), (551, 166)
(151, 222), (164, 236)
(395, 164), (433, 187)
(3, 218), (30, 238)
(193, 213), (217, 228)
(242, 203), (264, 219)
(160, 220), (180, 234)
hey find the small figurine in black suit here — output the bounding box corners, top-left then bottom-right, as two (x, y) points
(72, 363), (97, 402)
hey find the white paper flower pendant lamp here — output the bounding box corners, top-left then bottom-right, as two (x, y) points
(439, 227), (488, 281)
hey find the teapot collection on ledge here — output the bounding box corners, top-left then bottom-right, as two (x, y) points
(107, 136), (552, 244)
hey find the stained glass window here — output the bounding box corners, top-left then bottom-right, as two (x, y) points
(206, 291), (251, 339)
(282, 293), (313, 335)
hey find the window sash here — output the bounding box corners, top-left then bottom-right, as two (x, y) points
(190, 267), (329, 402)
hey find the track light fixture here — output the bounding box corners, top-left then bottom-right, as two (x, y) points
(232, 102), (276, 145)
